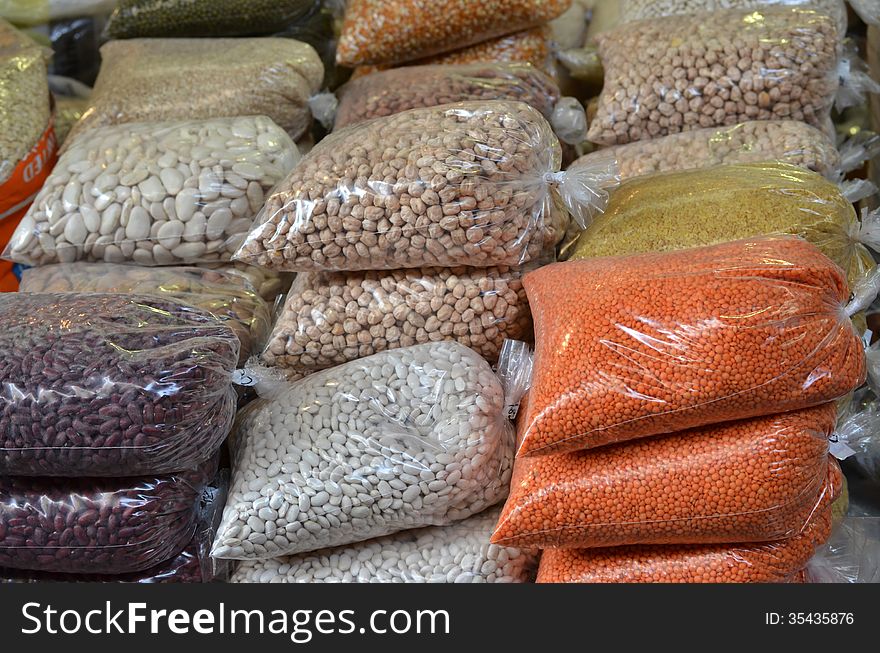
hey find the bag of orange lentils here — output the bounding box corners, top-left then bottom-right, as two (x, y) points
(515, 236), (871, 457)
(536, 507), (834, 584)
(492, 406), (840, 549)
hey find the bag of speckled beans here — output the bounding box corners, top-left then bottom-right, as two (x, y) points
(262, 266), (532, 374)
(335, 0), (571, 67)
(0, 458), (217, 575)
(66, 38), (323, 143)
(493, 404), (841, 548)
(2, 116), (299, 268)
(588, 8), (846, 146)
(536, 507), (835, 583)
(565, 163), (877, 287)
(571, 121), (842, 183)
(211, 342), (519, 560)
(105, 0), (319, 38)
(19, 263), (271, 365)
(230, 506), (539, 583)
(234, 101), (617, 273)
(515, 236), (868, 457)
(0, 293), (239, 477)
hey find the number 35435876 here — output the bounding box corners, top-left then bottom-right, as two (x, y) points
(765, 613), (854, 625)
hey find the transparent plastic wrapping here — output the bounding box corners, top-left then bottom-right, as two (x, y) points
(0, 1), (118, 26)
(572, 121), (842, 182)
(833, 387), (880, 479)
(588, 8), (841, 146)
(230, 506), (538, 583)
(0, 293), (239, 477)
(4, 116), (299, 268)
(20, 264), (271, 365)
(0, 459), (216, 575)
(235, 101), (616, 273)
(336, 0), (570, 67)
(565, 163), (875, 287)
(0, 471), (229, 583)
(517, 236), (867, 457)
(212, 342), (514, 560)
(334, 63), (561, 131)
(68, 38), (323, 143)
(200, 263), (293, 304)
(537, 507), (834, 583)
(619, 0), (848, 33)
(804, 516), (880, 583)
(493, 406), (838, 549)
(53, 96), (89, 146)
(263, 266), (532, 374)
(105, 0), (319, 39)
(0, 18), (50, 185)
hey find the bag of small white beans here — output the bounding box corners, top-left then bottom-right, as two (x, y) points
(211, 342), (517, 560)
(3, 116), (299, 267)
(229, 506), (538, 583)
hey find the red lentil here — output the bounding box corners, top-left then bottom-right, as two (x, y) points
(517, 237), (866, 457)
(536, 504), (836, 583)
(336, 0), (570, 67)
(493, 405), (836, 549)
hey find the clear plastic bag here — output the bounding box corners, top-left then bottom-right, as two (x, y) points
(0, 293), (239, 477)
(565, 163), (876, 287)
(4, 116), (299, 268)
(572, 121), (842, 182)
(334, 63), (561, 131)
(493, 406), (838, 548)
(336, 0), (570, 67)
(263, 266), (532, 374)
(516, 236), (868, 457)
(537, 507), (834, 583)
(230, 506), (538, 583)
(0, 470), (229, 583)
(804, 516), (880, 583)
(67, 38), (323, 143)
(0, 1), (118, 26)
(588, 8), (842, 146)
(212, 342), (516, 560)
(0, 458), (216, 575)
(234, 101), (616, 272)
(200, 262), (293, 304)
(19, 264), (271, 365)
(832, 387), (880, 479)
(105, 0), (319, 39)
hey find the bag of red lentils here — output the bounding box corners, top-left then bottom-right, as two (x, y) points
(536, 506), (834, 583)
(516, 236), (869, 457)
(493, 405), (839, 549)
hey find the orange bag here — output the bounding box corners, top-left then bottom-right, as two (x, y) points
(536, 507), (834, 584)
(517, 237), (866, 457)
(493, 406), (839, 549)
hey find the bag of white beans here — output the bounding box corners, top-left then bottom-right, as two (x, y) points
(211, 341), (518, 559)
(3, 116), (299, 267)
(234, 100), (618, 272)
(229, 506), (538, 583)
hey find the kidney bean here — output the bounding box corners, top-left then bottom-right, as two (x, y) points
(0, 293), (239, 476)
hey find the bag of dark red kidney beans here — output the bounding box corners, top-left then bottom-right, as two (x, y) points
(0, 292), (240, 477)
(0, 470), (229, 583)
(0, 458), (218, 575)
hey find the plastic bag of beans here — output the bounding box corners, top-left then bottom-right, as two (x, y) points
(493, 405), (839, 548)
(336, 0), (570, 67)
(537, 507), (834, 583)
(105, 0), (319, 39)
(230, 506), (538, 583)
(0, 293), (239, 477)
(0, 470), (229, 583)
(571, 121), (842, 182)
(262, 266), (532, 374)
(234, 101), (618, 273)
(565, 163), (876, 287)
(212, 342), (517, 559)
(67, 38), (323, 143)
(20, 264), (271, 365)
(588, 8), (844, 146)
(3, 116), (299, 268)
(0, 1), (118, 26)
(0, 457), (217, 575)
(516, 236), (868, 457)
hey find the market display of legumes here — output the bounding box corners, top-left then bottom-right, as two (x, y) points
(0, 0), (877, 585)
